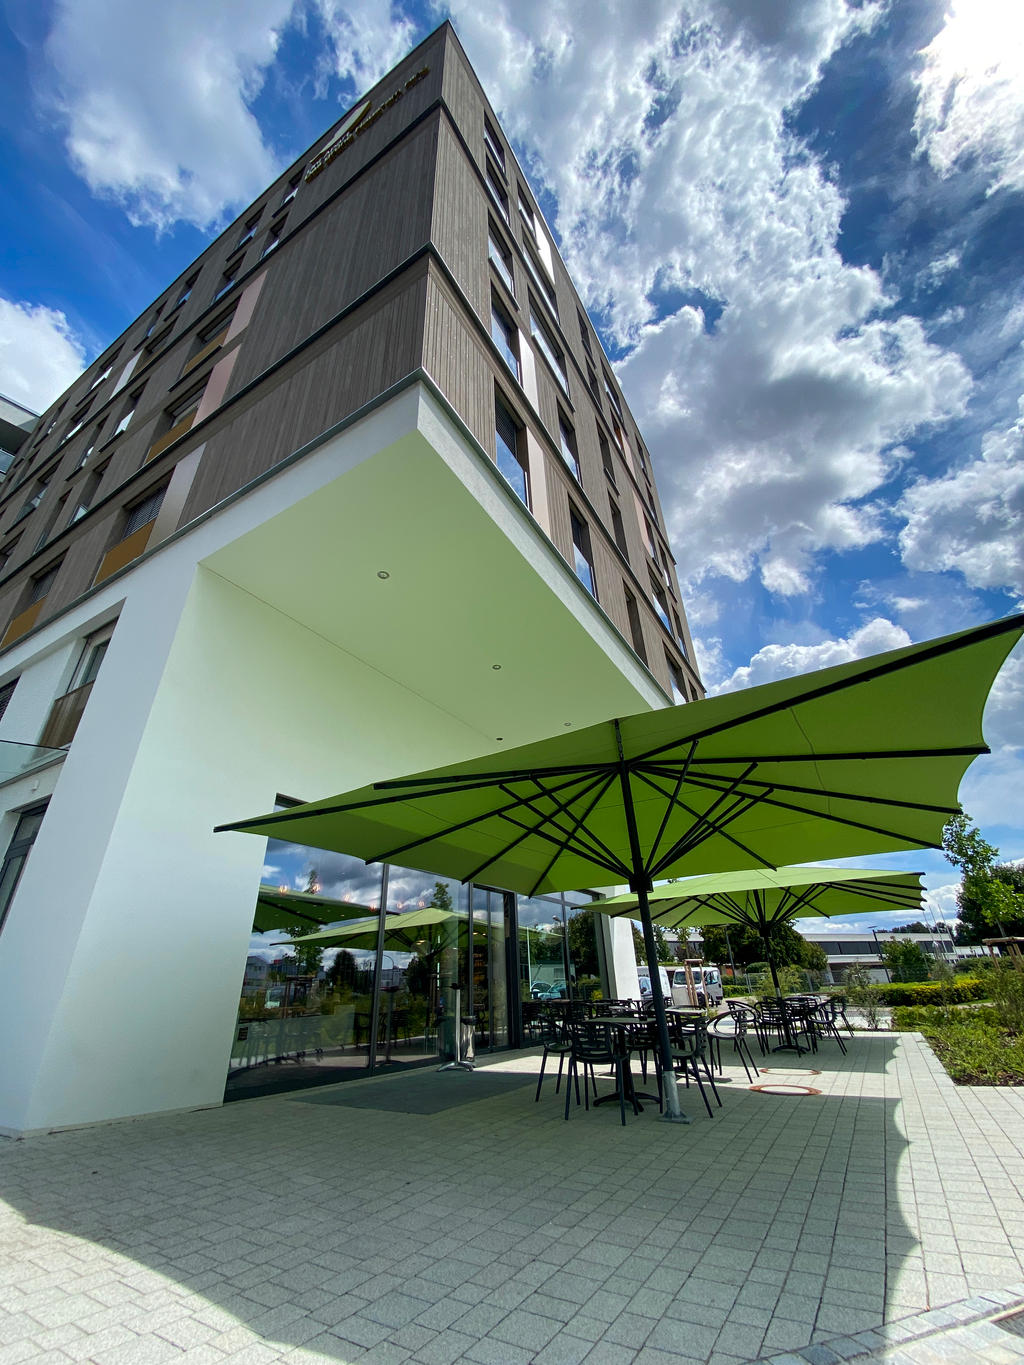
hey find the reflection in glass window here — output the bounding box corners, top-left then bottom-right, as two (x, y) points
(495, 395), (529, 506)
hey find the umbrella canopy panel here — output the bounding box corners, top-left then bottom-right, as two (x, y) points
(589, 865), (926, 931)
(252, 886), (375, 934)
(278, 905), (473, 951)
(218, 615), (1023, 896)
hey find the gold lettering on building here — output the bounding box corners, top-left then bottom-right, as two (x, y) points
(304, 67), (430, 183)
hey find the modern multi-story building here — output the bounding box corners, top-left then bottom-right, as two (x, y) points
(0, 23), (701, 1134)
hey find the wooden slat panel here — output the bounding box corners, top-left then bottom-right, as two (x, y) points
(180, 328), (228, 377)
(0, 598), (44, 649)
(144, 411), (196, 465)
(93, 522), (156, 585)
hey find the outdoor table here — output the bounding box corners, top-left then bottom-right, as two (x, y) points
(589, 1015), (660, 1109)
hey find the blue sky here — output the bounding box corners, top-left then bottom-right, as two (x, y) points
(2, 0), (1022, 935)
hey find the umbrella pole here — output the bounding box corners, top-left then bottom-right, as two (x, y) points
(634, 883), (688, 1122)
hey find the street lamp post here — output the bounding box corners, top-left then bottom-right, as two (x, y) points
(872, 928), (890, 983)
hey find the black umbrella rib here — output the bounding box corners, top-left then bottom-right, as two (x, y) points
(643, 763), (962, 817)
(631, 766), (778, 874)
(373, 761), (610, 790)
(679, 745), (986, 765)
(460, 770), (623, 887)
(678, 770), (946, 848)
(363, 768), (611, 865)
(631, 612), (1024, 764)
(519, 770), (626, 896)
(643, 742), (698, 878)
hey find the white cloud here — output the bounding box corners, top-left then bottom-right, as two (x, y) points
(898, 397), (1024, 600)
(447, 0), (972, 599)
(41, 0), (412, 232)
(913, 0), (1024, 195)
(706, 616), (911, 694)
(0, 297), (88, 412)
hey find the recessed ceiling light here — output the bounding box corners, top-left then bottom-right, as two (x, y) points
(496, 737), (504, 742)
(491, 663), (502, 670)
(564, 721), (572, 727)
(376, 570), (390, 579)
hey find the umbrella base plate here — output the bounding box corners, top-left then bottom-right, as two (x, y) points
(660, 1110), (692, 1124)
(437, 1061), (475, 1072)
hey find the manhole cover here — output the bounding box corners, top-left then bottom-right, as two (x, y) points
(996, 1310), (1024, 1338)
(749, 1082), (822, 1096)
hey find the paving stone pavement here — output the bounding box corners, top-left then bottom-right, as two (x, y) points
(2, 1031), (1024, 1365)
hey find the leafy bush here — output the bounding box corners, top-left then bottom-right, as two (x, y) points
(893, 1006), (1024, 1085)
(874, 977), (986, 1006)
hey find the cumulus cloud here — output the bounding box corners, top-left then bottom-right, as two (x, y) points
(41, 0), (415, 232)
(706, 616), (911, 694)
(898, 398), (1024, 600)
(447, 0), (972, 599)
(0, 297), (88, 412)
(913, 0), (1024, 195)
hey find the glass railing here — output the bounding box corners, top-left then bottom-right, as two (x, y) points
(0, 738), (67, 786)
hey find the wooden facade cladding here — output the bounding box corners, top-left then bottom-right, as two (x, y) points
(0, 22), (701, 700)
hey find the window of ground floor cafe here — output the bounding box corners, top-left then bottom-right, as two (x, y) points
(224, 833), (603, 1100)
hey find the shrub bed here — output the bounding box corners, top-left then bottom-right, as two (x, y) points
(892, 1003), (1024, 1085)
(873, 977), (986, 1006)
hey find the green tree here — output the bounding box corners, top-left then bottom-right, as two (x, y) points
(880, 938), (931, 982)
(326, 949), (358, 991)
(698, 920), (816, 971)
(283, 866), (326, 977)
(943, 814), (1024, 940)
(429, 880), (453, 911)
(567, 910), (599, 977)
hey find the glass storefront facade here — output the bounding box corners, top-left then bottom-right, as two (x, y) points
(225, 833), (602, 1100)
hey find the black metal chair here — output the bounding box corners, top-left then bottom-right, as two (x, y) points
(831, 993), (854, 1037)
(661, 1016), (721, 1119)
(706, 1008), (760, 1082)
(810, 995), (848, 1053)
(726, 999), (767, 1055)
(534, 1006), (576, 1103)
(564, 1020), (639, 1125)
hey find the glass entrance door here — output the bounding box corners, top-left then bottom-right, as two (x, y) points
(469, 886), (509, 1052)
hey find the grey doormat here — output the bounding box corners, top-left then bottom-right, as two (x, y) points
(288, 1069), (535, 1114)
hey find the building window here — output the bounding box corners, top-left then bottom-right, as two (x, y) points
(604, 370), (624, 421)
(0, 803), (49, 939)
(672, 611), (689, 659)
(599, 432), (616, 487)
(234, 213), (261, 251)
(261, 221), (285, 257)
(491, 298), (520, 382)
(557, 412), (580, 481)
(213, 268), (237, 302)
(142, 307), (163, 341)
(483, 116), (505, 171)
(34, 493), (69, 551)
(529, 304), (568, 393)
(172, 274), (198, 310)
(27, 562), (60, 606)
(650, 573), (671, 633)
(623, 587), (647, 664)
(14, 475), (50, 523)
(578, 309), (593, 358)
(666, 652), (687, 705)
(88, 365), (112, 392)
(518, 188), (536, 241)
(122, 486), (166, 541)
(522, 240), (557, 317)
(114, 392), (141, 437)
(488, 225), (514, 296)
(0, 678), (18, 724)
(609, 500), (628, 556)
(278, 172), (301, 210)
(181, 309), (234, 377)
(570, 507), (596, 596)
(39, 623), (115, 749)
(75, 427), (103, 471)
(485, 161), (509, 222)
(495, 395), (529, 507)
(71, 463), (108, 524)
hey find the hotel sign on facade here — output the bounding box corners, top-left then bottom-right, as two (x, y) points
(304, 66), (430, 182)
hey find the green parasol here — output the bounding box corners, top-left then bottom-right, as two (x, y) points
(590, 864), (927, 996)
(252, 885), (374, 934)
(218, 613), (1023, 1120)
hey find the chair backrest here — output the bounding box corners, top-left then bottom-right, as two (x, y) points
(570, 1019), (626, 1062)
(708, 1008), (745, 1037)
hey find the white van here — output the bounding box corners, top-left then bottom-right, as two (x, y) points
(637, 965), (724, 1007)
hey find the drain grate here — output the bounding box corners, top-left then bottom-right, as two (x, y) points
(996, 1309), (1024, 1338)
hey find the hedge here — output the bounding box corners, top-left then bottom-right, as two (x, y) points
(870, 977), (986, 1006)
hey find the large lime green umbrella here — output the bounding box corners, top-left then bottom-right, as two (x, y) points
(278, 904), (470, 951)
(590, 865), (926, 997)
(252, 885), (374, 934)
(217, 613), (1023, 1120)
